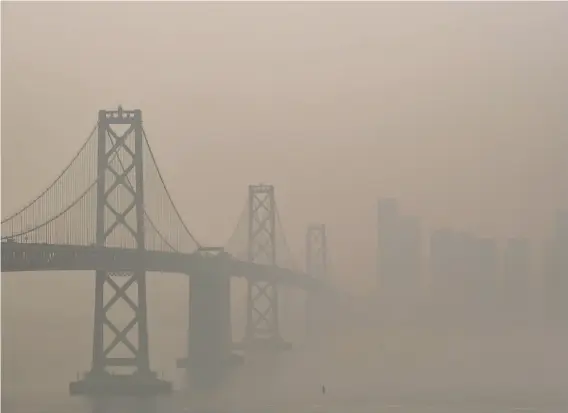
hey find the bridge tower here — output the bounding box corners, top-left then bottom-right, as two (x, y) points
(305, 224), (330, 333)
(306, 224), (328, 280)
(245, 184), (291, 350)
(70, 107), (170, 395)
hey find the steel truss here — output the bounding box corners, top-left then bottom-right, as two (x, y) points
(91, 107), (151, 375)
(305, 224), (329, 334)
(245, 184), (282, 344)
(306, 224), (327, 280)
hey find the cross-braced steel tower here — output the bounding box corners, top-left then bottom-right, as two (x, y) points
(305, 224), (330, 334)
(245, 184), (288, 349)
(70, 107), (169, 395)
(306, 224), (328, 280)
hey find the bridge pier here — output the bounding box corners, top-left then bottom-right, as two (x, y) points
(177, 268), (242, 391)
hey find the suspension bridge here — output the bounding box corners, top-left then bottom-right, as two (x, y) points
(1, 106), (333, 396)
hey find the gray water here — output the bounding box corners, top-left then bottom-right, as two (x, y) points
(2, 274), (568, 413)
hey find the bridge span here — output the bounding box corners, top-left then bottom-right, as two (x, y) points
(1, 107), (334, 397)
(1, 241), (320, 290)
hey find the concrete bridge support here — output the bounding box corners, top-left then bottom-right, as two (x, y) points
(177, 264), (242, 391)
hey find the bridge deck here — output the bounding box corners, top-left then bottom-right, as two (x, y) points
(0, 242), (318, 290)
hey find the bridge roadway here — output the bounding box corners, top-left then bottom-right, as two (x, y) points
(0, 241), (320, 291)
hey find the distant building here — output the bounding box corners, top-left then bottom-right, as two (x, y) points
(428, 228), (460, 322)
(376, 199), (422, 322)
(392, 215), (422, 309)
(477, 238), (499, 289)
(377, 198), (399, 295)
(472, 237), (499, 325)
(555, 210), (568, 241)
(453, 232), (476, 321)
(428, 229), (502, 327)
(429, 228), (454, 291)
(396, 215), (421, 288)
(502, 238), (531, 323)
(544, 211), (568, 323)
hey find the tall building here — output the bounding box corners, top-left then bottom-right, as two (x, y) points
(396, 215), (422, 292)
(472, 237), (499, 326)
(428, 230), (501, 328)
(455, 232), (477, 321)
(377, 198), (399, 295)
(544, 210), (568, 323)
(502, 238), (531, 324)
(376, 199), (422, 322)
(555, 210), (568, 241)
(428, 228), (459, 323)
(392, 215), (422, 317)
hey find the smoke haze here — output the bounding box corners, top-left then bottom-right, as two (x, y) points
(2, 2), (568, 412)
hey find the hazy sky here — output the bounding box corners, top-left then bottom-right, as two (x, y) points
(2, 2), (568, 291)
